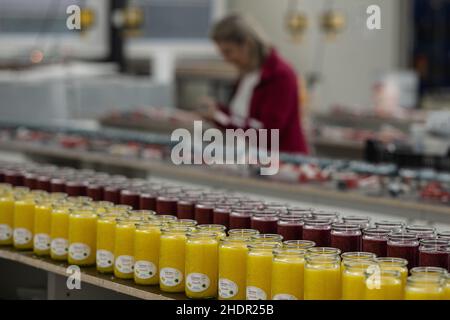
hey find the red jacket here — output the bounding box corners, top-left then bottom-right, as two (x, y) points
(214, 48), (309, 154)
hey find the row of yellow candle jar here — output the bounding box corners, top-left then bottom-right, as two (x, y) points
(404, 267), (450, 300)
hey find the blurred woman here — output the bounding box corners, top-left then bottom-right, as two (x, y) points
(198, 13), (308, 154)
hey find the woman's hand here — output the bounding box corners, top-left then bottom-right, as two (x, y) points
(196, 96), (219, 121)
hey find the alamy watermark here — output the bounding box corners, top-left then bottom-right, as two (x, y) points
(66, 265), (81, 290)
(170, 121), (280, 176)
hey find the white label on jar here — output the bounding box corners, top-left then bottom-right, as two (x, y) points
(0, 224), (12, 241)
(246, 286), (267, 300)
(69, 243), (91, 261)
(115, 255), (134, 274)
(273, 293), (297, 300)
(34, 233), (50, 250)
(51, 238), (68, 256)
(219, 278), (239, 299)
(160, 267), (183, 287)
(13, 228), (32, 245)
(134, 260), (157, 279)
(186, 273), (210, 293)
(96, 250), (114, 268)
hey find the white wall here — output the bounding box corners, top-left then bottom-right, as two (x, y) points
(228, 0), (404, 113)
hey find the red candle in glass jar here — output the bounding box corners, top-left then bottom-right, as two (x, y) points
(406, 225), (436, 241)
(251, 212), (279, 234)
(229, 209), (252, 229)
(36, 176), (51, 192)
(342, 216), (371, 229)
(213, 207), (231, 229)
(139, 192), (157, 211)
(374, 220), (404, 232)
(277, 214), (306, 241)
(24, 173), (38, 190)
(418, 238), (450, 270)
(311, 211), (339, 223)
(86, 184), (104, 201)
(330, 223), (362, 253)
(195, 203), (215, 225)
(120, 189), (140, 209)
(50, 178), (66, 193)
(302, 219), (332, 247)
(4, 170), (24, 187)
(177, 199), (196, 220)
(362, 228), (390, 257)
(387, 233), (419, 268)
(65, 181), (87, 197)
(156, 196), (178, 215)
(104, 185), (121, 204)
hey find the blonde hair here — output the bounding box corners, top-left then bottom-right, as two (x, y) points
(210, 13), (271, 70)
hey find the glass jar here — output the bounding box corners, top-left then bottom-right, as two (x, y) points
(405, 275), (446, 300)
(134, 221), (163, 285)
(197, 224), (226, 239)
(277, 214), (305, 241)
(250, 212), (279, 234)
(342, 260), (377, 300)
(376, 257), (409, 288)
(362, 228), (391, 257)
(229, 209), (252, 230)
(33, 201), (52, 256)
(120, 190), (140, 210)
(374, 220), (404, 232)
(13, 198), (35, 250)
(96, 214), (118, 273)
(418, 239), (450, 270)
(86, 183), (104, 201)
(0, 193), (14, 245)
(185, 231), (219, 299)
(283, 240), (315, 249)
(159, 226), (194, 293)
(218, 236), (251, 300)
(129, 210), (156, 221)
(177, 198), (196, 220)
(227, 228), (259, 239)
(445, 274), (450, 300)
(65, 181), (87, 197)
(271, 248), (306, 300)
(114, 218), (137, 279)
(104, 185), (122, 204)
(410, 266), (448, 278)
(156, 196), (178, 215)
(50, 206), (71, 260)
(36, 175), (51, 192)
(304, 247), (342, 300)
(68, 209), (97, 266)
(139, 192), (157, 211)
(50, 178), (66, 193)
(168, 219), (198, 228)
(342, 216), (371, 229)
(250, 233), (283, 244)
(330, 223), (362, 253)
(311, 211), (339, 223)
(302, 219), (332, 247)
(364, 269), (403, 300)
(387, 232), (420, 269)
(406, 225), (436, 240)
(246, 242), (281, 300)
(195, 202), (215, 225)
(213, 207), (231, 229)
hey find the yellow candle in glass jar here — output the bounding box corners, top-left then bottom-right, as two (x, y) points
(13, 199), (35, 250)
(33, 202), (52, 256)
(404, 275), (445, 300)
(159, 226), (192, 293)
(185, 231), (219, 299)
(68, 210), (97, 266)
(96, 214), (118, 273)
(0, 195), (14, 245)
(341, 260), (377, 300)
(50, 206), (71, 260)
(134, 221), (162, 285)
(376, 257), (409, 289)
(197, 224), (226, 240)
(218, 237), (249, 300)
(246, 242), (281, 300)
(364, 270), (403, 300)
(114, 219), (137, 279)
(444, 275), (450, 300)
(304, 247), (342, 300)
(271, 248), (305, 300)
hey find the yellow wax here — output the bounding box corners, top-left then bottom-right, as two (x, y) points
(271, 257), (305, 300)
(444, 281), (450, 300)
(342, 272), (366, 300)
(68, 212), (97, 266)
(134, 226), (161, 285)
(364, 277), (403, 300)
(159, 233), (187, 293)
(33, 203), (52, 256)
(304, 264), (341, 300)
(218, 242), (248, 300)
(13, 200), (35, 250)
(185, 238), (218, 299)
(405, 285), (444, 300)
(246, 251), (273, 300)
(50, 207), (70, 260)
(0, 196), (14, 245)
(378, 263), (408, 288)
(96, 217), (116, 273)
(114, 222), (136, 279)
